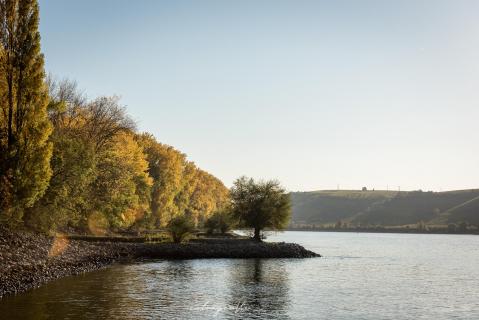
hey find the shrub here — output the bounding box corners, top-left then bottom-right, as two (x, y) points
(205, 209), (235, 234)
(167, 215), (195, 243)
(204, 216), (218, 235)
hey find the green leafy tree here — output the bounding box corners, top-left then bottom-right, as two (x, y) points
(167, 215), (195, 243)
(70, 96), (141, 232)
(0, 0), (53, 223)
(24, 78), (95, 232)
(188, 169), (229, 226)
(23, 80), (144, 233)
(137, 133), (230, 228)
(90, 131), (152, 230)
(26, 132), (96, 232)
(205, 208), (235, 234)
(230, 176), (291, 241)
(174, 161), (198, 219)
(136, 133), (186, 227)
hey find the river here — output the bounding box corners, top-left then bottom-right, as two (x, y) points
(1, 231), (478, 319)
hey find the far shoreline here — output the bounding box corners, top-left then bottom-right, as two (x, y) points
(286, 228), (479, 236)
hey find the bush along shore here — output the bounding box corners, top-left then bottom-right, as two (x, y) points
(0, 227), (319, 298)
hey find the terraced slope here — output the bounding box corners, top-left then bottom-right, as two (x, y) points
(291, 189), (479, 226)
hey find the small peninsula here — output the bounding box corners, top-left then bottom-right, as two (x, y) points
(0, 227), (319, 298)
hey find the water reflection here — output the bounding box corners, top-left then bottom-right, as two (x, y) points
(0, 264), (133, 320)
(0, 259), (290, 320)
(3, 232), (477, 319)
(112, 260), (200, 318)
(226, 259), (290, 319)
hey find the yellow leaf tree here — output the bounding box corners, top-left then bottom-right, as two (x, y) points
(0, 0), (52, 223)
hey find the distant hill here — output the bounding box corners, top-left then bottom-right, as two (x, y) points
(290, 189), (479, 227)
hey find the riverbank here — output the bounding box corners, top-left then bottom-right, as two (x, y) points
(0, 227), (319, 298)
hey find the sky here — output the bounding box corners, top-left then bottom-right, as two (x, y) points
(38, 0), (479, 192)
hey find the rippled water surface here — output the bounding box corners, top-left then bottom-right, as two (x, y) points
(1, 232), (479, 319)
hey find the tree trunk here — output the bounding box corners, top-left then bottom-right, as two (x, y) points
(253, 227), (261, 242)
(7, 71), (14, 150)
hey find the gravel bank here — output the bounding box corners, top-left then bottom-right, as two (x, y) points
(0, 227), (319, 298)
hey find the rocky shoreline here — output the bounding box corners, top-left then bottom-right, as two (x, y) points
(0, 227), (319, 298)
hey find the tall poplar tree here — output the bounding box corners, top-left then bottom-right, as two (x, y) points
(0, 0), (52, 223)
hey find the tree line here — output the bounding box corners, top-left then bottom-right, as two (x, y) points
(0, 0), (228, 234)
(1, 0), (291, 240)
(169, 176), (292, 242)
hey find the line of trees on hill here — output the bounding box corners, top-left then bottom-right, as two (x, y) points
(0, 0), (229, 234)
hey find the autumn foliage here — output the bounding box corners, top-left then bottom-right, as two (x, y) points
(0, 0), (229, 233)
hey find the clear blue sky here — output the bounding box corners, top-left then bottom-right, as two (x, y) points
(38, 0), (479, 191)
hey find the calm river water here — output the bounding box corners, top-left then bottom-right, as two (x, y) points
(1, 231), (478, 319)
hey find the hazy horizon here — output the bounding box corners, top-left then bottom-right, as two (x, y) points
(38, 0), (479, 192)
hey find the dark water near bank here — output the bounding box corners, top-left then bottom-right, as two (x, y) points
(1, 232), (479, 319)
